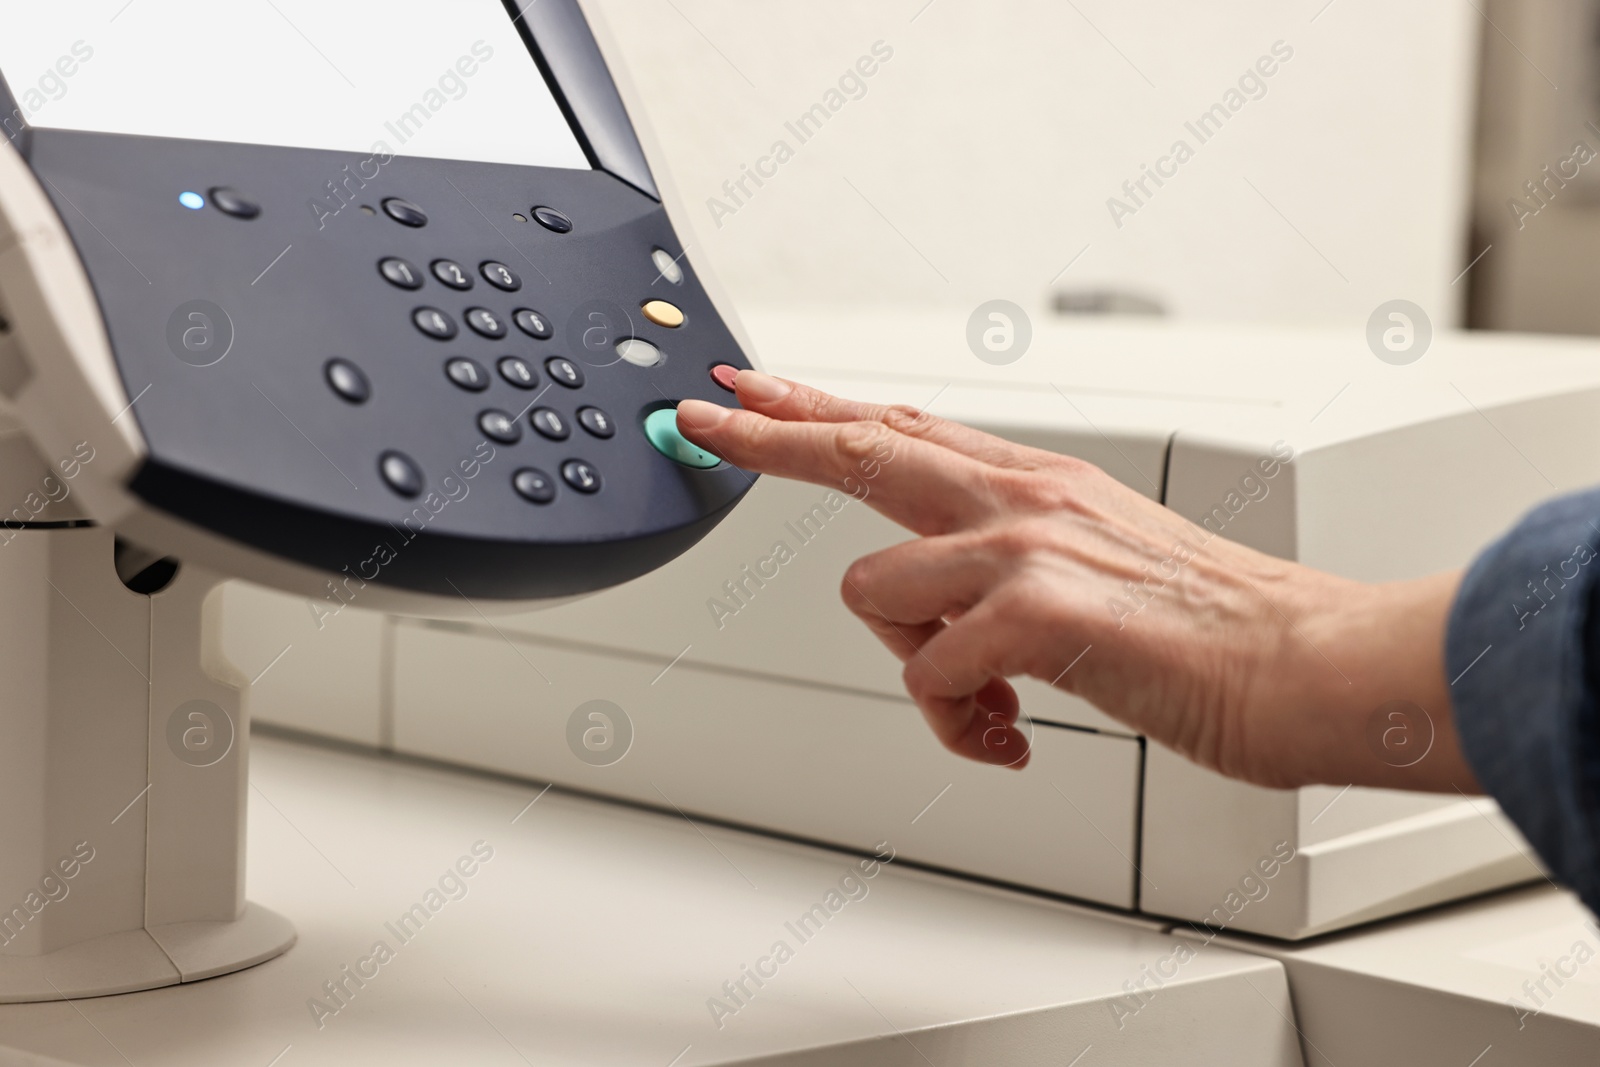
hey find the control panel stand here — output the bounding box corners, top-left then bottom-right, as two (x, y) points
(0, 481), (292, 1002)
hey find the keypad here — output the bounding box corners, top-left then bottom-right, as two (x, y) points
(413, 307), (457, 340)
(432, 259), (473, 290)
(380, 257), (423, 290)
(514, 309), (552, 340)
(445, 358), (490, 392)
(531, 408), (570, 441)
(482, 262), (521, 292)
(366, 221), (741, 519)
(465, 308), (507, 339)
(478, 410), (522, 445)
(578, 406), (615, 439)
(513, 468), (557, 505)
(498, 356), (538, 389)
(562, 460), (601, 493)
(546, 357), (584, 388)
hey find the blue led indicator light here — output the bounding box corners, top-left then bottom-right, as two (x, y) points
(179, 191), (205, 210)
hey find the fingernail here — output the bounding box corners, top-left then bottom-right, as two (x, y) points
(677, 399), (731, 432)
(736, 371), (792, 403)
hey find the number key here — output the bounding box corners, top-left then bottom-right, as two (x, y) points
(432, 259), (473, 290)
(498, 356), (538, 389)
(479, 409), (522, 444)
(380, 257), (422, 290)
(514, 308), (552, 340)
(413, 307), (457, 340)
(578, 406), (615, 439)
(531, 408), (570, 441)
(546, 357), (584, 388)
(513, 468), (556, 504)
(445, 357), (490, 391)
(466, 308), (506, 339)
(482, 261), (521, 292)
(562, 459), (601, 494)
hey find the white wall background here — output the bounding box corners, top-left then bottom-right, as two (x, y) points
(590, 0), (1482, 329)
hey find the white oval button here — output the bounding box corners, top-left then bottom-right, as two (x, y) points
(616, 339), (663, 367)
(651, 248), (684, 285)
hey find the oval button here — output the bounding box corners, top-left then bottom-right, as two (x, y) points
(513, 468), (556, 504)
(617, 339), (662, 367)
(209, 187), (261, 219)
(651, 248), (684, 285)
(641, 300), (685, 328)
(532, 206), (573, 233)
(561, 459), (601, 493)
(382, 198), (428, 227)
(644, 408), (721, 469)
(531, 408), (570, 441)
(325, 358), (370, 404)
(379, 451), (424, 497)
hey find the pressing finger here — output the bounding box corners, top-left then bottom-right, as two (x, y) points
(732, 371), (1060, 472)
(676, 400), (1006, 536)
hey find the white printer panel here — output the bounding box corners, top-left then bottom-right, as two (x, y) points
(390, 623), (1144, 909)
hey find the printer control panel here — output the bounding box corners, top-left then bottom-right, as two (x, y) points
(25, 130), (754, 600)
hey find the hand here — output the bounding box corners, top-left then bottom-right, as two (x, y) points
(677, 372), (1481, 793)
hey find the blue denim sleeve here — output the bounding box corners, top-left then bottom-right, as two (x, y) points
(1447, 490), (1600, 915)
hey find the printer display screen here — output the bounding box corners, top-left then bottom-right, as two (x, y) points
(0, 1), (591, 170)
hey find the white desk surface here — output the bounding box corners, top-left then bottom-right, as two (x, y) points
(1199, 884), (1600, 1065)
(0, 735), (1301, 1067)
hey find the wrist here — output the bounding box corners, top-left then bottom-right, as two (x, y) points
(1293, 570), (1481, 792)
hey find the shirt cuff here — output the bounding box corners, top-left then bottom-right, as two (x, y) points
(1446, 491), (1600, 914)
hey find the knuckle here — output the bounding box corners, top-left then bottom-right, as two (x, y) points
(999, 468), (1085, 513)
(982, 517), (1057, 561)
(739, 412), (779, 451)
(982, 524), (1034, 560)
(797, 385), (834, 419)
(881, 404), (933, 437)
(995, 579), (1052, 622)
(834, 420), (894, 466)
(994, 469), (1052, 504)
(997, 577), (1075, 640)
(1052, 452), (1098, 478)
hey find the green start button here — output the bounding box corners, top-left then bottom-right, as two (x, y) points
(644, 407), (722, 469)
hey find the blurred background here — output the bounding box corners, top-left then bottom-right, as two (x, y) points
(585, 0), (1600, 336)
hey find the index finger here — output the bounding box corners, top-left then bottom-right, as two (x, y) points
(676, 399), (1005, 536)
(731, 371), (1061, 472)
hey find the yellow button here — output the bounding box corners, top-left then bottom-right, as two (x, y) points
(641, 300), (685, 328)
